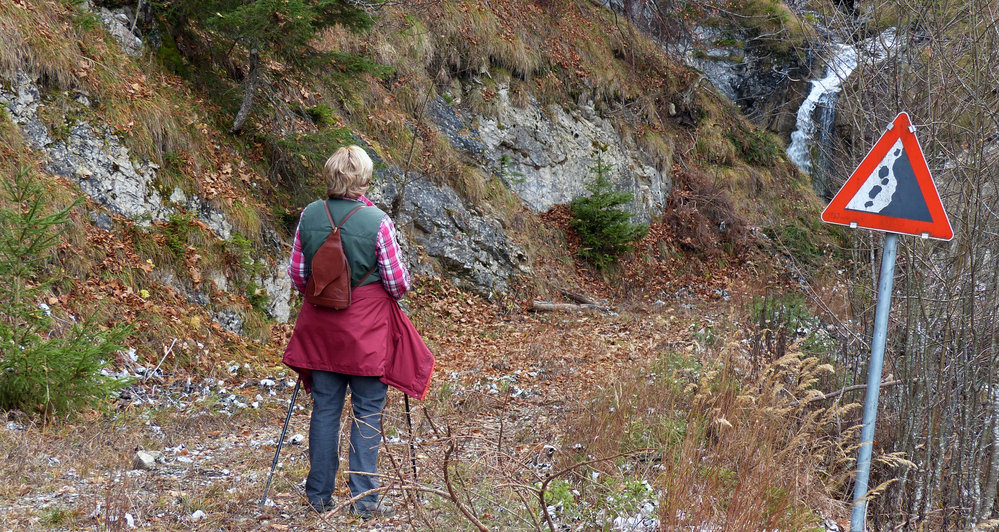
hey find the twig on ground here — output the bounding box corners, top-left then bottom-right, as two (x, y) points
(444, 440), (489, 532)
(144, 339), (177, 382)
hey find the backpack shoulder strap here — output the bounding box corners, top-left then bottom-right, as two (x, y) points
(321, 201), (366, 232)
(334, 203), (366, 230)
(355, 263), (377, 287)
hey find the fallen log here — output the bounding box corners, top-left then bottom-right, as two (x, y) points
(557, 288), (601, 306)
(531, 300), (610, 313)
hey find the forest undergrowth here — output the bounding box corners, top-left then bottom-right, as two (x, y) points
(0, 238), (865, 531)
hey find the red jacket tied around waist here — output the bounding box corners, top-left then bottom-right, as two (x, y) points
(283, 283), (434, 399)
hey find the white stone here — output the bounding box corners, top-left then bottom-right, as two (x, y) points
(170, 187), (188, 205)
(132, 450), (161, 470)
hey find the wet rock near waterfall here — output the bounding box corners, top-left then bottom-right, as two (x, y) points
(669, 25), (809, 137)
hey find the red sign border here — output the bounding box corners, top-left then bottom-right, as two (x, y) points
(821, 112), (953, 241)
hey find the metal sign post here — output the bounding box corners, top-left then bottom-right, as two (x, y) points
(849, 232), (898, 531)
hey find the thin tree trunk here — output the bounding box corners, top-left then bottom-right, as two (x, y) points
(230, 47), (260, 134)
(979, 387), (999, 520)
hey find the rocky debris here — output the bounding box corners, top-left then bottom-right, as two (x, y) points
(90, 210), (114, 231)
(132, 451), (162, 470)
(213, 309), (245, 336)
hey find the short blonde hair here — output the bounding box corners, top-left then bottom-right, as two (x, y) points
(323, 145), (373, 198)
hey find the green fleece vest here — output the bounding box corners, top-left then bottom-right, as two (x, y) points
(298, 199), (384, 287)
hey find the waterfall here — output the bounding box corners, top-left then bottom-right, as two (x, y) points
(786, 42), (859, 176)
(786, 28), (899, 194)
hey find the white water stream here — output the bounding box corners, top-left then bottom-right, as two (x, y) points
(786, 29), (899, 175)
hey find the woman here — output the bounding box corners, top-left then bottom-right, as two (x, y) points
(283, 145), (433, 517)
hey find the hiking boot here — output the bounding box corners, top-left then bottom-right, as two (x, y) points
(352, 499), (394, 519)
(307, 499), (336, 514)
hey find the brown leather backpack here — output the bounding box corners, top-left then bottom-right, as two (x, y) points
(304, 202), (375, 309)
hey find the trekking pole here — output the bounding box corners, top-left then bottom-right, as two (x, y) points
(404, 394), (418, 480)
(261, 378), (301, 509)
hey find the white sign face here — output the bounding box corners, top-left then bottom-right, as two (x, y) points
(845, 139), (902, 213)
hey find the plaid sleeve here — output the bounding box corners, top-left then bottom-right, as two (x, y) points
(375, 214), (411, 299)
(287, 211), (308, 294)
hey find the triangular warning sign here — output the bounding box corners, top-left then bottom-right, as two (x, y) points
(821, 112), (953, 240)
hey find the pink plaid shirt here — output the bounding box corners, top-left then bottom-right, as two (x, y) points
(287, 195), (411, 299)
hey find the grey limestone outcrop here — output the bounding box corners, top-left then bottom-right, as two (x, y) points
(0, 72), (291, 326)
(453, 86), (671, 224)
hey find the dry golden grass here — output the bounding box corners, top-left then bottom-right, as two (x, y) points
(0, 0), (81, 89)
(2, 0), (197, 163)
(566, 328), (859, 529)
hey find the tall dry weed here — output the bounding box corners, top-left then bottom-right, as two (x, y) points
(657, 346), (860, 529)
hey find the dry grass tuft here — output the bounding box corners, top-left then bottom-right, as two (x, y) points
(0, 1), (81, 89)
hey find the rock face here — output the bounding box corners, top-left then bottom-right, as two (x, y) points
(387, 84), (682, 295)
(682, 26), (745, 103)
(0, 72), (291, 326)
(48, 120), (170, 222)
(673, 26), (809, 138)
(365, 166), (529, 298)
(428, 91), (671, 224)
(96, 8), (144, 57)
(3, 22), (681, 306)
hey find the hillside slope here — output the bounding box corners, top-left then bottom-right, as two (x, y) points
(0, 0), (858, 529)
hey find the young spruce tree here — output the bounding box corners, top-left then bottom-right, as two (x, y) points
(570, 153), (649, 270)
(0, 168), (130, 419)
